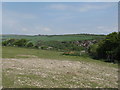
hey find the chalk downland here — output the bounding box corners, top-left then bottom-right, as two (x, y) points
(2, 58), (118, 88)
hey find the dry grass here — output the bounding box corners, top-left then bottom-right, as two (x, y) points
(2, 58), (118, 88)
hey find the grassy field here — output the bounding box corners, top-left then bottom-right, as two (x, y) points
(1, 34), (105, 43)
(2, 46), (117, 67)
(2, 47), (118, 88)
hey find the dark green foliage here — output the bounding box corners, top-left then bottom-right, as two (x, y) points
(89, 32), (120, 63)
(35, 40), (85, 51)
(88, 43), (99, 59)
(26, 42), (34, 47)
(13, 39), (28, 47)
(2, 39), (34, 48)
(113, 45), (120, 62)
(2, 41), (8, 46)
(2, 39), (16, 46)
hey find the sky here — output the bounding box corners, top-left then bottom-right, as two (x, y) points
(2, 2), (118, 35)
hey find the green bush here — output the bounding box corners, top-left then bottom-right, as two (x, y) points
(13, 39), (28, 47)
(26, 42), (34, 47)
(2, 39), (17, 46)
(2, 39), (29, 47)
(2, 41), (8, 46)
(88, 43), (99, 59)
(89, 32), (120, 63)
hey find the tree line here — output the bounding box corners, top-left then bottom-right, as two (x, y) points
(2, 32), (119, 63)
(2, 39), (34, 48)
(2, 39), (85, 51)
(88, 32), (120, 63)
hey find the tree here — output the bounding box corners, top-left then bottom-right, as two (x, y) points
(89, 32), (120, 63)
(14, 39), (28, 47)
(26, 42), (34, 47)
(2, 39), (17, 46)
(2, 41), (8, 46)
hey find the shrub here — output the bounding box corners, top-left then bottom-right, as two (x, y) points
(89, 32), (120, 63)
(41, 46), (48, 50)
(2, 41), (8, 46)
(14, 39), (28, 47)
(2, 39), (17, 46)
(26, 42), (34, 47)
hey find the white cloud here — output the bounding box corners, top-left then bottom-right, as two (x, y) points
(3, 10), (52, 35)
(97, 26), (105, 29)
(42, 27), (51, 31)
(96, 26), (118, 34)
(3, 10), (36, 20)
(21, 28), (28, 32)
(48, 3), (115, 12)
(35, 25), (51, 32)
(49, 4), (68, 10)
(78, 4), (114, 12)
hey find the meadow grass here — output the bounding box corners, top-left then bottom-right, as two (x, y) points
(2, 46), (118, 88)
(2, 46), (117, 68)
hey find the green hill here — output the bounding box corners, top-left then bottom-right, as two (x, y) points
(2, 34), (105, 43)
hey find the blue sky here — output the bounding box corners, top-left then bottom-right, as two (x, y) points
(2, 2), (118, 35)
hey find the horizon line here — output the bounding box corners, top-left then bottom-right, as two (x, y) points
(1, 33), (108, 36)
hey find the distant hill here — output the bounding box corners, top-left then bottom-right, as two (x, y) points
(1, 34), (105, 43)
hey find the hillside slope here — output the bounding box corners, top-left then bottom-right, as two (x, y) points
(2, 34), (105, 43)
(3, 58), (118, 88)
